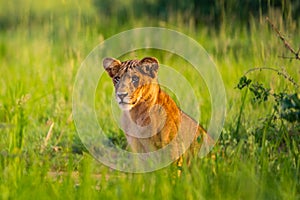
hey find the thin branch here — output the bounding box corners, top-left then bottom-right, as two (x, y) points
(266, 17), (300, 60)
(244, 67), (299, 89)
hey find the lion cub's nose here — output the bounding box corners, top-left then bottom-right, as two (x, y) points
(117, 92), (128, 101)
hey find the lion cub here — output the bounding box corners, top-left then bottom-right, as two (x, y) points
(103, 57), (211, 169)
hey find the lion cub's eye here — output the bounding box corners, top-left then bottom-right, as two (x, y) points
(113, 76), (120, 84)
(132, 75), (139, 87)
(132, 76), (139, 83)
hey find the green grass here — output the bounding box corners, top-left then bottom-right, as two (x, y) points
(0, 0), (299, 199)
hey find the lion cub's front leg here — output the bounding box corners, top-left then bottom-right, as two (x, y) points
(124, 134), (145, 153)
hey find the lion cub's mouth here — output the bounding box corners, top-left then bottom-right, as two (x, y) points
(119, 101), (131, 105)
(117, 95), (141, 110)
(118, 101), (133, 110)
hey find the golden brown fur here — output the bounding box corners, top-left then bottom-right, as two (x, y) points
(103, 57), (211, 170)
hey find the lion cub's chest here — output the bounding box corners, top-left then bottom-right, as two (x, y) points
(121, 104), (167, 141)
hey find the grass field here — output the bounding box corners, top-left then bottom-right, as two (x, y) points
(0, 0), (299, 199)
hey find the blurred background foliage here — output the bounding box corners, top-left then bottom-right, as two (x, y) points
(0, 0), (300, 199)
(1, 0), (299, 30)
(94, 0), (300, 28)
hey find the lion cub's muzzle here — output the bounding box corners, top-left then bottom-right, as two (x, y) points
(117, 92), (129, 103)
(116, 91), (134, 110)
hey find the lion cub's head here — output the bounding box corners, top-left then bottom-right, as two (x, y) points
(103, 57), (159, 110)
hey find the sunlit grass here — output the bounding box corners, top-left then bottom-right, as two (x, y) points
(0, 0), (299, 199)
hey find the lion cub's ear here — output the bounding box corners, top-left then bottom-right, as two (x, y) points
(138, 57), (159, 78)
(103, 57), (121, 78)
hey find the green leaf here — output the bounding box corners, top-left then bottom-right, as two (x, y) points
(236, 76), (252, 90)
